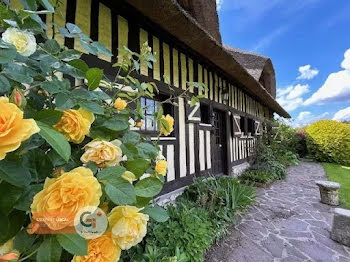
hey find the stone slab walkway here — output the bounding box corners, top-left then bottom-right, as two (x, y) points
(206, 162), (350, 262)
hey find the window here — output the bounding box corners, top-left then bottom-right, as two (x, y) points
(140, 97), (160, 132)
(139, 97), (174, 135)
(200, 103), (211, 124)
(240, 116), (247, 134)
(247, 118), (255, 135)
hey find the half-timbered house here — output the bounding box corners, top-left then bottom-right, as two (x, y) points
(29, 0), (291, 194)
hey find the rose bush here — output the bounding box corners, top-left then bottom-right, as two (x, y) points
(0, 1), (204, 261)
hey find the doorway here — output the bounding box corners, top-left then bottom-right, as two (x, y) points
(212, 109), (227, 175)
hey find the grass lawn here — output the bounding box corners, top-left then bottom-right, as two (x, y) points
(322, 163), (350, 208)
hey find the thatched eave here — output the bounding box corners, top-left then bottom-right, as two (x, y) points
(126, 0), (290, 118)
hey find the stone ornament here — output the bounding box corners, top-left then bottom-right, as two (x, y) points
(331, 208), (350, 247)
(315, 180), (341, 206)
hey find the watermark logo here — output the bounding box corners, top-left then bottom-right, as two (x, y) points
(74, 206), (108, 239)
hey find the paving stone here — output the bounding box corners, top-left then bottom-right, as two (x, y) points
(206, 162), (349, 262)
(288, 239), (335, 261)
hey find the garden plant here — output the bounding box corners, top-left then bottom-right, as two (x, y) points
(0, 1), (205, 261)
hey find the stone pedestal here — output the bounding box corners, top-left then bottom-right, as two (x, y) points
(315, 181), (340, 206)
(331, 208), (350, 247)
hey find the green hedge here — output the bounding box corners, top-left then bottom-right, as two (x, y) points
(306, 120), (350, 165)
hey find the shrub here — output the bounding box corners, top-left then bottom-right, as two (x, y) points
(122, 201), (215, 262)
(241, 170), (274, 184)
(306, 120), (350, 165)
(274, 148), (300, 167)
(294, 129), (308, 157)
(122, 177), (256, 262)
(251, 140), (287, 180)
(180, 176), (255, 234)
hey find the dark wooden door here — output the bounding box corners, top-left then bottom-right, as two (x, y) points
(212, 110), (227, 174)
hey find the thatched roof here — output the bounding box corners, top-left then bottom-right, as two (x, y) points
(126, 0), (290, 118)
(224, 46), (277, 98)
(177, 0), (222, 44)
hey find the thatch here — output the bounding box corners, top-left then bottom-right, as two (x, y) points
(224, 46), (277, 98)
(125, 0), (290, 118)
(177, 0), (222, 44)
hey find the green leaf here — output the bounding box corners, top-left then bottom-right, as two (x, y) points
(79, 39), (98, 55)
(0, 181), (23, 214)
(42, 39), (60, 54)
(69, 59), (89, 74)
(135, 196), (152, 208)
(123, 131), (140, 145)
(36, 236), (62, 262)
(37, 121), (71, 162)
(0, 39), (16, 64)
(79, 101), (104, 114)
(55, 93), (76, 110)
(102, 116), (129, 131)
(142, 205), (169, 222)
(38, 0), (54, 12)
(86, 162), (98, 174)
(40, 79), (70, 94)
(105, 177), (136, 205)
(97, 166), (126, 182)
(58, 49), (82, 61)
(14, 228), (37, 253)
(0, 212), (9, 244)
(66, 23), (82, 34)
(137, 142), (158, 159)
(91, 41), (112, 57)
(24, 149), (53, 183)
(56, 234), (87, 256)
(135, 177), (163, 198)
(1, 210), (26, 245)
(3, 63), (34, 84)
(86, 68), (103, 91)
(125, 159), (150, 178)
(14, 184), (43, 211)
(0, 75), (10, 93)
(0, 160), (31, 188)
(34, 109), (63, 125)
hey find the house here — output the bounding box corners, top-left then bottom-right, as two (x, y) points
(37, 0), (291, 193)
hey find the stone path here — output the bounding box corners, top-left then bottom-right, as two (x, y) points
(206, 161), (350, 262)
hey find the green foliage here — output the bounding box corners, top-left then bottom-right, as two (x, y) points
(121, 177), (255, 262)
(181, 177), (255, 225)
(306, 120), (350, 165)
(147, 201), (214, 262)
(240, 169), (274, 184)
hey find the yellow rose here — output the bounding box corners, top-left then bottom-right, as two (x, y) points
(155, 160), (167, 176)
(114, 98), (127, 111)
(81, 139), (123, 167)
(30, 167), (102, 231)
(2, 27), (36, 56)
(72, 233), (121, 262)
(54, 108), (94, 144)
(0, 97), (40, 160)
(160, 115), (174, 136)
(121, 171), (136, 183)
(108, 206), (149, 250)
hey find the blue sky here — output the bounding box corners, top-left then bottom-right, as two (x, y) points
(217, 0), (350, 126)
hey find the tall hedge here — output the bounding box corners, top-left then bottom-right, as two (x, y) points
(306, 120), (350, 165)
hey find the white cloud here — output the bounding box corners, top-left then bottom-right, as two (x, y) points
(297, 65), (319, 80)
(333, 106), (350, 121)
(292, 111), (329, 127)
(276, 84), (309, 112)
(216, 0), (224, 11)
(304, 49), (350, 105)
